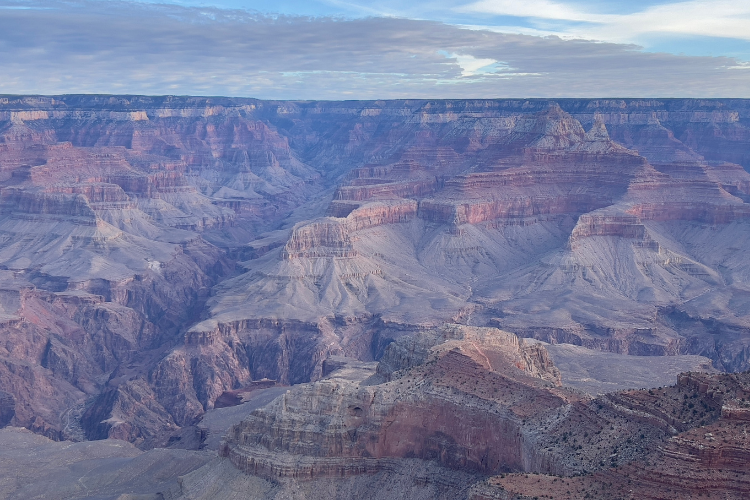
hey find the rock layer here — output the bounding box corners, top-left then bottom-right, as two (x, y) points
(1, 96), (750, 445)
(481, 371), (750, 499)
(219, 325), (721, 482)
(215, 325), (750, 500)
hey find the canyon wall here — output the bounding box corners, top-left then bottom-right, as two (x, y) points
(207, 325), (749, 499)
(1, 96), (750, 448)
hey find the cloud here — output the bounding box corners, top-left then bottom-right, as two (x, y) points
(439, 51), (506, 76)
(461, 0), (611, 23)
(0, 0), (747, 98)
(461, 0), (750, 42)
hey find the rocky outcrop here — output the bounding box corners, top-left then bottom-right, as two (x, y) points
(220, 325), (573, 479)
(285, 200), (417, 259)
(483, 371), (750, 499)
(570, 213), (645, 240)
(568, 210), (661, 252)
(221, 325), (724, 482)
(218, 326), (750, 496)
(375, 324), (560, 386)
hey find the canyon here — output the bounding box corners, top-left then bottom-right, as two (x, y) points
(0, 96), (750, 497)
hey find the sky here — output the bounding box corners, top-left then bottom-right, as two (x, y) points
(0, 0), (748, 98)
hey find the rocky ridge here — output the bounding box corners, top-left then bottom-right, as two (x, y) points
(476, 371), (750, 499)
(218, 325), (724, 483)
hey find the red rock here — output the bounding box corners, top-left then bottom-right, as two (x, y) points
(1, 96), (750, 449)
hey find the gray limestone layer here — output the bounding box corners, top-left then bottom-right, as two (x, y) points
(529, 340), (717, 394)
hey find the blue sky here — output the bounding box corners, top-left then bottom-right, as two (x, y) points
(0, 0), (748, 98)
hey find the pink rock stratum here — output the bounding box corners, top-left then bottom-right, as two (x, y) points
(1, 96), (750, 498)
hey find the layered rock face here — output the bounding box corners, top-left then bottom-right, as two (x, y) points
(0, 96), (324, 443)
(212, 325), (749, 499)
(219, 325), (568, 478)
(193, 98), (750, 392)
(219, 325), (710, 481)
(479, 371), (750, 500)
(1, 96), (750, 449)
(1, 96), (750, 499)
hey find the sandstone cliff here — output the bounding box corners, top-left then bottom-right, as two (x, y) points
(200, 325), (750, 499)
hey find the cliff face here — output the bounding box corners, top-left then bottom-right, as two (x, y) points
(214, 325), (749, 500)
(480, 371), (750, 500)
(0, 97), (323, 442)
(196, 98), (750, 390)
(1, 96), (750, 448)
(220, 325), (574, 479)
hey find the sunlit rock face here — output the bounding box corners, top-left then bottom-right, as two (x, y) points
(1, 96), (750, 449)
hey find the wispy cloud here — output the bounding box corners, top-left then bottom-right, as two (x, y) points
(461, 0), (750, 42)
(462, 0), (612, 23)
(0, 0), (747, 98)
